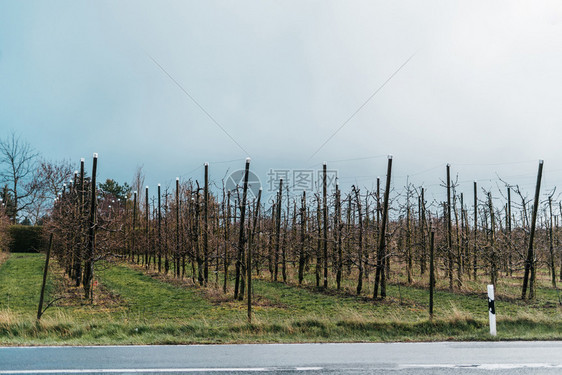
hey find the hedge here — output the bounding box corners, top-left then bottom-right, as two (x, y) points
(7, 225), (44, 253)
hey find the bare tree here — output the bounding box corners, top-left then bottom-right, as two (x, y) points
(27, 159), (74, 223)
(131, 165), (145, 208)
(0, 132), (39, 223)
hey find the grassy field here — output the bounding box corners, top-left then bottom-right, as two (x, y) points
(0, 252), (560, 345)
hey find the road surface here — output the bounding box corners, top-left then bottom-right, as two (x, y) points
(1, 341), (562, 374)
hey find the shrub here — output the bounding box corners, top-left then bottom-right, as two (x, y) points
(0, 214), (9, 252)
(7, 225), (44, 253)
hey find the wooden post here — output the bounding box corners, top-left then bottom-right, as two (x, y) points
(236, 158), (251, 301)
(298, 191), (307, 285)
(429, 231), (435, 319)
(335, 185), (342, 290)
(255, 203), (262, 276)
(157, 184), (162, 273)
(175, 178), (180, 278)
(274, 179), (283, 282)
(83, 153), (98, 301)
(323, 162), (328, 289)
(269, 203), (275, 279)
(473, 181), (478, 281)
(67, 173), (77, 280)
(420, 187), (427, 275)
(164, 188), (169, 274)
(224, 191), (230, 293)
(455, 194), (462, 288)
(363, 193), (370, 281)
(507, 187), (512, 276)
(282, 187), (288, 283)
(522, 160), (543, 300)
(446, 164), (453, 291)
(374, 155), (392, 299)
(316, 196), (322, 287)
(406, 190), (412, 284)
(204, 163), (209, 283)
(346, 194), (352, 276)
(248, 186), (261, 323)
(37, 233), (53, 320)
(354, 186), (363, 295)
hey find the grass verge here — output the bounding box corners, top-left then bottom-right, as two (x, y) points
(0, 253), (560, 345)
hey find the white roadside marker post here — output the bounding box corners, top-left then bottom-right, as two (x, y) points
(487, 284), (497, 336)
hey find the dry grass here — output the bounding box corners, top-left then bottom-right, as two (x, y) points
(50, 259), (125, 311)
(0, 309), (19, 325)
(127, 262), (287, 309)
(0, 251), (9, 267)
(37, 309), (76, 327)
(448, 301), (473, 321)
(513, 309), (550, 323)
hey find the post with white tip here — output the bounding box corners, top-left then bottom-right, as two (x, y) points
(204, 163), (209, 284)
(175, 177), (180, 278)
(84, 153), (98, 301)
(235, 158), (251, 302)
(488, 284), (496, 336)
(322, 162), (328, 289)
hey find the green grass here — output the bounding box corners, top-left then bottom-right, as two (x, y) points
(0, 252), (561, 345)
(95, 265), (220, 321)
(0, 253), (52, 314)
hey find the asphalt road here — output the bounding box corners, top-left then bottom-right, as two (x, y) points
(1, 342), (562, 374)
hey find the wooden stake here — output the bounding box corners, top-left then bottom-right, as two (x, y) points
(374, 155), (392, 299)
(429, 231), (435, 319)
(275, 179), (283, 282)
(158, 184), (162, 273)
(204, 163), (209, 283)
(83, 153), (98, 301)
(248, 186), (261, 323)
(236, 158), (251, 301)
(37, 233), (53, 320)
(175, 178), (180, 278)
(446, 164), (453, 291)
(522, 160), (543, 300)
(323, 162), (328, 289)
(298, 191), (307, 285)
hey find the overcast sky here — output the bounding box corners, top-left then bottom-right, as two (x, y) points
(2, 1), (562, 204)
